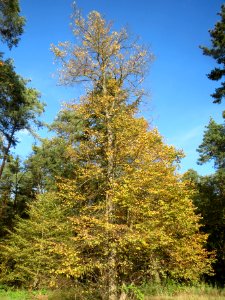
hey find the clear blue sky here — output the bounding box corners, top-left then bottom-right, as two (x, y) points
(2, 0), (224, 175)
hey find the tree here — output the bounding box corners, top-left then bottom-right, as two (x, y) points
(0, 0), (25, 49)
(184, 169), (225, 285)
(52, 10), (153, 299)
(0, 153), (44, 239)
(0, 1), (45, 241)
(0, 101), (213, 295)
(198, 3), (225, 283)
(0, 8), (213, 299)
(0, 57), (44, 180)
(52, 110), (212, 290)
(201, 4), (225, 104)
(0, 107), (83, 239)
(189, 117), (225, 285)
(0, 192), (73, 289)
(197, 118), (225, 169)
(0, 57), (44, 226)
(51, 9), (212, 299)
(23, 107), (84, 193)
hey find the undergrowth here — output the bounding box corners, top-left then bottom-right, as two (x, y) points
(1, 281), (225, 300)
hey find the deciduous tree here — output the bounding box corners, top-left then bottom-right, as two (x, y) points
(52, 10), (152, 298)
(0, 8), (213, 299)
(51, 9), (213, 299)
(0, 192), (72, 288)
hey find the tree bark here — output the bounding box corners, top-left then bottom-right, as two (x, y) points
(0, 128), (15, 221)
(103, 73), (117, 300)
(0, 128), (15, 180)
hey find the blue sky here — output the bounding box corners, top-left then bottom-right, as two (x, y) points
(2, 0), (224, 175)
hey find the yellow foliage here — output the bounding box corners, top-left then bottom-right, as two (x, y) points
(0, 7), (213, 294)
(50, 8), (213, 289)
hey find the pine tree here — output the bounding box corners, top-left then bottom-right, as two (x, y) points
(187, 117), (225, 285)
(0, 156), (34, 237)
(0, 57), (44, 180)
(0, 0), (25, 48)
(197, 118), (225, 169)
(201, 4), (225, 104)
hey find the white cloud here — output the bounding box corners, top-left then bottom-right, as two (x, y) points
(168, 125), (204, 148)
(179, 125), (203, 144)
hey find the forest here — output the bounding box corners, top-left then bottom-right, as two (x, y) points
(0, 1), (225, 300)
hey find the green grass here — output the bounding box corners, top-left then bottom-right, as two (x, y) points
(0, 286), (48, 300)
(0, 283), (225, 300)
(0, 289), (29, 300)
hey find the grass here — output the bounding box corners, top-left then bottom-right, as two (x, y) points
(147, 295), (225, 300)
(0, 289), (29, 300)
(0, 286), (48, 300)
(147, 297), (225, 300)
(0, 282), (225, 300)
(142, 281), (225, 300)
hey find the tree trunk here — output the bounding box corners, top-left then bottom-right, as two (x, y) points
(108, 246), (117, 300)
(0, 129), (15, 222)
(103, 73), (117, 300)
(0, 128), (15, 180)
(106, 117), (117, 300)
(0, 144), (10, 180)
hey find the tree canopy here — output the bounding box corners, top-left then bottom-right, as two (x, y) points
(0, 0), (25, 48)
(201, 4), (225, 104)
(197, 118), (225, 169)
(0, 57), (44, 179)
(0, 56), (44, 237)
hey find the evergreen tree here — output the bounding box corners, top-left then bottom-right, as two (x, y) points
(0, 0), (25, 48)
(184, 168), (225, 285)
(0, 57), (44, 180)
(0, 57), (44, 235)
(197, 118), (225, 169)
(0, 156), (35, 237)
(0, 1), (44, 240)
(24, 107), (84, 193)
(197, 4), (225, 283)
(187, 117), (225, 285)
(201, 4), (225, 104)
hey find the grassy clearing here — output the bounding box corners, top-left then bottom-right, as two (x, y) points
(0, 290), (29, 300)
(0, 287), (48, 300)
(0, 283), (225, 300)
